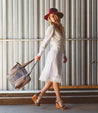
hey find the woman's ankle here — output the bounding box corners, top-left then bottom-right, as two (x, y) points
(36, 92), (43, 103)
(56, 97), (62, 101)
(56, 98), (64, 108)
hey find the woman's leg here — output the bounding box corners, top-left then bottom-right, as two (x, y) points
(53, 82), (66, 109)
(41, 81), (53, 95)
(53, 82), (61, 99)
(37, 81), (53, 102)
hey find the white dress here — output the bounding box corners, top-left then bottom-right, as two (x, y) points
(38, 25), (66, 83)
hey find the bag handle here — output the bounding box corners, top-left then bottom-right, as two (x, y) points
(20, 58), (38, 76)
(26, 61), (37, 76)
(20, 58), (35, 69)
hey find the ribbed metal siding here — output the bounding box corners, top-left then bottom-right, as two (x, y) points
(0, 0), (98, 90)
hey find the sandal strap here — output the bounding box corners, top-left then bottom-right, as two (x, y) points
(36, 92), (42, 104)
(56, 98), (64, 108)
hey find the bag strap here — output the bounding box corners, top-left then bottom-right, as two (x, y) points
(20, 58), (35, 69)
(14, 58), (37, 77)
(26, 61), (37, 76)
(20, 58), (38, 76)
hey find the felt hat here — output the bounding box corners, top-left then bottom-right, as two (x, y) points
(44, 8), (63, 20)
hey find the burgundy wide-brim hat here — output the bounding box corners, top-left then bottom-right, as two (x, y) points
(44, 8), (64, 20)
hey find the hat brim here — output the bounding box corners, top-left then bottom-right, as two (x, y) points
(44, 12), (63, 20)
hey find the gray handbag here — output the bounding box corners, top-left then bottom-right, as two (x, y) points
(7, 59), (37, 89)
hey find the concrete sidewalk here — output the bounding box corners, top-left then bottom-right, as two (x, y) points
(0, 104), (98, 113)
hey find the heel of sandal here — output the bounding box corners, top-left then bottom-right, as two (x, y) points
(32, 95), (36, 103)
(32, 94), (40, 106)
(56, 103), (60, 109)
(56, 98), (67, 110)
(56, 102), (66, 110)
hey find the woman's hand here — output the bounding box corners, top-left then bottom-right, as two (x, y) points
(35, 55), (41, 62)
(63, 56), (67, 63)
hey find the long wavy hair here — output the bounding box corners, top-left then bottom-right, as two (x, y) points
(48, 14), (63, 34)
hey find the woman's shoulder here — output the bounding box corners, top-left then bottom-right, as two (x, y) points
(45, 25), (55, 34)
(47, 24), (55, 30)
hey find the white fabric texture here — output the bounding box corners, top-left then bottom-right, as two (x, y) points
(38, 25), (66, 83)
(39, 49), (63, 83)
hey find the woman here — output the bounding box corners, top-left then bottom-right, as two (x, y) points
(32, 8), (67, 110)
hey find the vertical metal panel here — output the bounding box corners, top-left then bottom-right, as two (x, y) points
(44, 0), (49, 74)
(55, 0), (60, 10)
(0, 41), (3, 90)
(7, 0), (13, 90)
(81, 0), (86, 85)
(60, 0), (66, 86)
(39, 0), (45, 89)
(87, 0), (92, 85)
(0, 0), (3, 90)
(44, 0), (50, 87)
(96, 0), (98, 85)
(24, 0), (29, 90)
(65, 0), (70, 86)
(60, 0), (65, 27)
(71, 0), (76, 86)
(76, 0), (81, 86)
(34, 0), (39, 90)
(92, 0), (97, 85)
(18, 0), (23, 67)
(13, 0), (19, 93)
(29, 0), (34, 90)
(0, 0), (98, 91)
(2, 0), (7, 90)
(50, 0), (55, 8)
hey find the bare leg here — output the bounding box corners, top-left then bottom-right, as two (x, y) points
(53, 82), (66, 109)
(37, 81), (53, 102)
(53, 82), (61, 99)
(41, 81), (53, 95)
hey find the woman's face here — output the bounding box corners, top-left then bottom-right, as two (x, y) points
(49, 14), (56, 22)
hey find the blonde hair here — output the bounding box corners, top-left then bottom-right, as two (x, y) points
(48, 14), (63, 34)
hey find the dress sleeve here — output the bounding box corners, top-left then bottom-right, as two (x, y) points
(63, 27), (66, 56)
(38, 25), (55, 56)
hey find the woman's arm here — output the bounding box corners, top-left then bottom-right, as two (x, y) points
(38, 25), (54, 56)
(35, 25), (55, 62)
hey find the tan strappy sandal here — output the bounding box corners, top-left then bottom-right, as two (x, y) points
(56, 98), (67, 110)
(32, 92), (42, 106)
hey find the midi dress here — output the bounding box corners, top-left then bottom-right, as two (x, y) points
(38, 25), (66, 83)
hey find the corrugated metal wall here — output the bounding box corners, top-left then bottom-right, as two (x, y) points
(0, 0), (98, 91)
